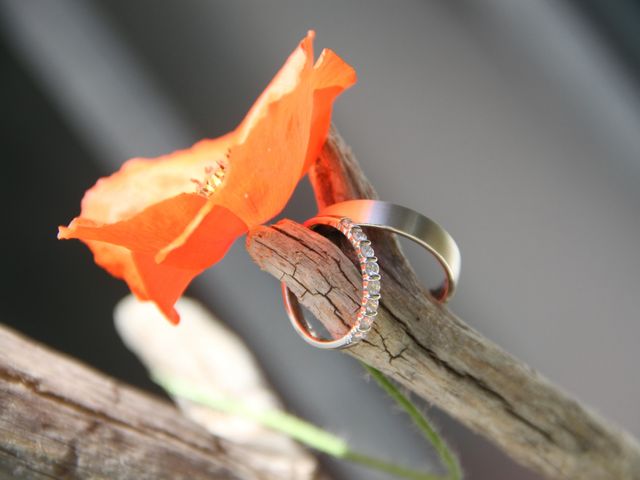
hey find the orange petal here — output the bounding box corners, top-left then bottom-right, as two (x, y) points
(132, 252), (199, 324)
(60, 194), (247, 323)
(59, 194), (247, 271)
(304, 48), (357, 171)
(155, 202), (248, 270)
(80, 136), (234, 225)
(215, 31), (357, 226)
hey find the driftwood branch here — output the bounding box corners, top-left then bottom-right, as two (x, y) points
(246, 126), (640, 480)
(0, 324), (323, 480)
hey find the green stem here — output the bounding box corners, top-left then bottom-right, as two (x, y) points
(362, 364), (463, 480)
(152, 373), (349, 456)
(152, 373), (447, 480)
(344, 451), (444, 480)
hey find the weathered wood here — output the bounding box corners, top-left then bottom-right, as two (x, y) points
(246, 126), (640, 480)
(113, 295), (324, 480)
(0, 324), (323, 480)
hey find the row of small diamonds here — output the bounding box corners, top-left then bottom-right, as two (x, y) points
(337, 217), (381, 343)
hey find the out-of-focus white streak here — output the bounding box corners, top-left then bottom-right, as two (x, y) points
(0, 0), (195, 167)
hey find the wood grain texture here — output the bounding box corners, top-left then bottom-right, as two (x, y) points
(246, 126), (640, 479)
(0, 324), (324, 480)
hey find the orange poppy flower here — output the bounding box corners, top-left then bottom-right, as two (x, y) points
(59, 31), (356, 324)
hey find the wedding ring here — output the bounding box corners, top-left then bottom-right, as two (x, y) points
(318, 200), (460, 302)
(282, 216), (381, 349)
(281, 200), (461, 349)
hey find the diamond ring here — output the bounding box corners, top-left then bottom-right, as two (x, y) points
(281, 200), (461, 349)
(281, 215), (381, 349)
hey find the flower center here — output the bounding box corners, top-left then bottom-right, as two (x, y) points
(192, 161), (227, 198)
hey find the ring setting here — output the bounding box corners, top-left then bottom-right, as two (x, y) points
(337, 217), (381, 342)
(281, 215), (383, 349)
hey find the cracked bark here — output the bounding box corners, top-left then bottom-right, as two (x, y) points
(246, 126), (640, 480)
(0, 324), (325, 480)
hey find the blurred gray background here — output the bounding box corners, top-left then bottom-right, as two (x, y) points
(2, 1), (639, 479)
